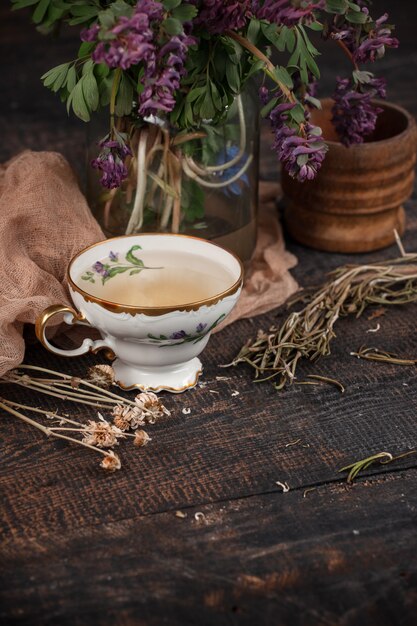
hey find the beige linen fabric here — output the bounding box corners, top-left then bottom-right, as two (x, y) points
(0, 151), (104, 376)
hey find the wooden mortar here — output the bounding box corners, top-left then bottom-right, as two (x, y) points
(283, 99), (417, 253)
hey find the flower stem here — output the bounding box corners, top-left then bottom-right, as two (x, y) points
(0, 400), (109, 458)
(110, 68), (122, 132)
(225, 31), (295, 103)
(12, 365), (137, 406)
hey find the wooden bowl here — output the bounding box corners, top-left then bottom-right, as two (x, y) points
(283, 99), (417, 253)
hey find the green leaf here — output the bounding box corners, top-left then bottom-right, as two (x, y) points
(186, 86), (206, 103)
(260, 97), (279, 118)
(346, 9), (368, 24)
(162, 17), (183, 35)
(82, 59), (95, 77)
(225, 60), (240, 93)
(71, 78), (90, 122)
(78, 41), (95, 59)
(125, 245), (144, 267)
(99, 75), (113, 106)
(163, 0), (181, 9)
(172, 4), (198, 22)
(82, 72), (99, 111)
(307, 21), (324, 32)
(200, 92), (215, 120)
(115, 74), (133, 117)
(272, 66), (293, 90)
(32, 0), (50, 24)
(247, 19), (260, 44)
(98, 9), (115, 29)
(325, 0), (348, 14)
(129, 269), (143, 276)
(41, 63), (71, 89)
(290, 102), (307, 124)
(11, 0), (40, 9)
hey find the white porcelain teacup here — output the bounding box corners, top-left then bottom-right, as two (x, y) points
(36, 234), (243, 392)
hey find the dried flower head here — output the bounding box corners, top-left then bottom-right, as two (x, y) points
(83, 413), (124, 447)
(87, 364), (115, 389)
(100, 451), (122, 472)
(135, 392), (170, 424)
(134, 430), (151, 447)
(112, 404), (145, 430)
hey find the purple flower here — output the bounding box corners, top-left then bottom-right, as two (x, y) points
(254, 0), (324, 26)
(93, 261), (109, 278)
(138, 31), (197, 118)
(192, 0), (250, 34)
(259, 86), (269, 106)
(170, 330), (188, 340)
(269, 102), (328, 182)
(80, 23), (100, 42)
(196, 322), (207, 333)
(332, 76), (386, 146)
(109, 251), (119, 262)
(92, 133), (132, 189)
(330, 11), (398, 64)
(91, 2), (163, 70)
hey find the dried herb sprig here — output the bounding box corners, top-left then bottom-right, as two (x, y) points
(1, 364), (139, 409)
(339, 450), (416, 484)
(351, 346), (417, 366)
(0, 399), (123, 471)
(225, 256), (417, 389)
(0, 365), (170, 472)
(0, 395), (155, 472)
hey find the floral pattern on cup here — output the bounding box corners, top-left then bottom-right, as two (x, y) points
(81, 245), (162, 285)
(148, 315), (226, 346)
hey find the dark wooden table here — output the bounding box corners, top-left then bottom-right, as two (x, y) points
(1, 4), (417, 625)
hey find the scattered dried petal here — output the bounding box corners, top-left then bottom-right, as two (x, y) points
(175, 510), (187, 519)
(134, 429), (151, 447)
(182, 408), (191, 415)
(367, 307), (386, 321)
(70, 377), (81, 389)
(100, 451), (121, 472)
(276, 481), (290, 493)
(87, 364), (115, 389)
(231, 390), (240, 397)
(194, 512), (206, 522)
(366, 323), (381, 333)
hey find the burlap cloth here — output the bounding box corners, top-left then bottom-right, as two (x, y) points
(0, 151), (298, 377)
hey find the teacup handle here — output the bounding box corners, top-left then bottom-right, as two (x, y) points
(35, 304), (115, 360)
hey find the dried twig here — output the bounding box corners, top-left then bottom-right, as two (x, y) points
(339, 450), (416, 483)
(225, 256), (417, 389)
(351, 346), (417, 366)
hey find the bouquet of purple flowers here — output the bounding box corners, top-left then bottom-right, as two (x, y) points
(13, 0), (397, 230)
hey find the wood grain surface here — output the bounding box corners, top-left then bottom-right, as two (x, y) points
(1, 3), (416, 625)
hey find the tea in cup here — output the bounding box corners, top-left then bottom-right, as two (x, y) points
(36, 234), (243, 392)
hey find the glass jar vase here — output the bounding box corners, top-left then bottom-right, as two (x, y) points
(87, 89), (259, 261)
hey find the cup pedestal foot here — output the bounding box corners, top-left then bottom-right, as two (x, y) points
(113, 357), (203, 393)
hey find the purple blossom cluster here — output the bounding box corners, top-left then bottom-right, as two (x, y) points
(91, 134), (132, 189)
(139, 31), (196, 118)
(331, 11), (398, 65)
(269, 103), (327, 181)
(332, 76), (386, 147)
(83, 1), (163, 70)
(83, 1), (196, 118)
(192, 0), (250, 34)
(254, 0), (324, 26)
